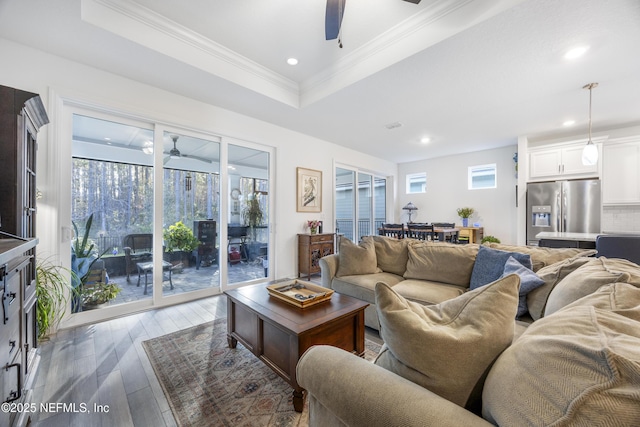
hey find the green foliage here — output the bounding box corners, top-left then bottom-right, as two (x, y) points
(163, 221), (200, 252)
(456, 207), (475, 218)
(81, 282), (121, 306)
(242, 192), (264, 228)
(36, 258), (75, 339)
(481, 235), (501, 244)
(72, 213), (109, 286)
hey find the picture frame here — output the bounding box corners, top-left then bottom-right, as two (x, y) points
(296, 167), (322, 212)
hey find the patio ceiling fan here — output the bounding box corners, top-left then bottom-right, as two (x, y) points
(163, 135), (211, 165)
(325, 0), (421, 42)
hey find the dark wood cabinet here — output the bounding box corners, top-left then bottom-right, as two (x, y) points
(298, 233), (335, 280)
(0, 85), (48, 427)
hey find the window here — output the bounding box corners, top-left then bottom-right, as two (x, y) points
(468, 164), (497, 189)
(406, 172), (426, 194)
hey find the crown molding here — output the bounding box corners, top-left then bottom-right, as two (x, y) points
(301, 0), (474, 106)
(82, 0), (300, 107)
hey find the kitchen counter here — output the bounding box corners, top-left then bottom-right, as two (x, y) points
(535, 232), (598, 249)
(535, 232), (600, 242)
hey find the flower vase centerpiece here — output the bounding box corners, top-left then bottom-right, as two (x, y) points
(307, 220), (321, 234)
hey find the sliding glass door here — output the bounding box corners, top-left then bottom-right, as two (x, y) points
(335, 166), (387, 242)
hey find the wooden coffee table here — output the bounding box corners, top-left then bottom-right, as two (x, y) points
(224, 282), (369, 412)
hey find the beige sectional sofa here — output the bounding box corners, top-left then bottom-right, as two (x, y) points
(302, 241), (640, 426)
(319, 235), (593, 329)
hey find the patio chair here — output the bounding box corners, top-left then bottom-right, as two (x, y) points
(123, 233), (153, 282)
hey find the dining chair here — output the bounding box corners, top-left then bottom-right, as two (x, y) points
(406, 223), (435, 241)
(431, 222), (456, 242)
(380, 223), (405, 239)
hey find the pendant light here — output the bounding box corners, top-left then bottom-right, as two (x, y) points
(581, 82), (599, 166)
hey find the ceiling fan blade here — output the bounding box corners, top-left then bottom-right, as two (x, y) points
(325, 0), (345, 41)
(163, 155), (170, 165)
(402, 0), (421, 3)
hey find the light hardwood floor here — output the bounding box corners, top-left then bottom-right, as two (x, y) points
(32, 293), (382, 427)
(32, 295), (228, 427)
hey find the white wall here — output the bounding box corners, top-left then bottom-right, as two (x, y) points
(0, 38), (397, 282)
(398, 145), (518, 244)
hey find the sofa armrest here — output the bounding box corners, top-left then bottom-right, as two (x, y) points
(319, 254), (339, 289)
(297, 345), (493, 427)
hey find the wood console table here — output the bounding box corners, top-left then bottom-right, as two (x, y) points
(456, 226), (484, 244)
(298, 233), (335, 280)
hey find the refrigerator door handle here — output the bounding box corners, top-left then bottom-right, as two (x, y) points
(556, 191), (562, 231)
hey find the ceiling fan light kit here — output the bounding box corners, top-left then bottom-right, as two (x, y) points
(581, 82), (599, 166)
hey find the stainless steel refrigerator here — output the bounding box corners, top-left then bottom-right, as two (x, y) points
(526, 179), (601, 245)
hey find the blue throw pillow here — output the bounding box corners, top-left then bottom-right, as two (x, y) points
(470, 245), (532, 290)
(500, 256), (545, 317)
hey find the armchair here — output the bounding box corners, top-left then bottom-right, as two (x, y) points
(122, 233), (153, 282)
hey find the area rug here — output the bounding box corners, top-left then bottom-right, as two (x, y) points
(142, 318), (382, 427)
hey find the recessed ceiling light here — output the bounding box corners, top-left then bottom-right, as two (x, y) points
(564, 45), (590, 60)
(287, 58), (298, 65)
(563, 120), (576, 127)
(104, 137), (111, 141)
(420, 137), (430, 144)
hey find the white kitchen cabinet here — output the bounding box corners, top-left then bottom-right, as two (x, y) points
(529, 142), (599, 180)
(602, 139), (640, 205)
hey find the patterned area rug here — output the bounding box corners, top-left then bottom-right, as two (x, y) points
(143, 318), (382, 427)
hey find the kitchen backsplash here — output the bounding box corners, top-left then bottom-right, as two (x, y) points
(602, 205), (640, 233)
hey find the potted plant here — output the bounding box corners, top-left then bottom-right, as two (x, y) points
(71, 213), (108, 312)
(481, 235), (501, 244)
(81, 282), (121, 309)
(242, 192), (264, 241)
(456, 207), (475, 227)
(242, 192), (265, 260)
(36, 257), (76, 339)
(163, 221), (200, 267)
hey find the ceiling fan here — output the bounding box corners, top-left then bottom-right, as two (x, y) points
(325, 0), (421, 42)
(163, 135), (211, 165)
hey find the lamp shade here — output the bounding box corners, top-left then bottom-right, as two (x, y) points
(403, 202), (418, 211)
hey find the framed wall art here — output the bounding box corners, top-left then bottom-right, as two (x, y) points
(296, 167), (322, 212)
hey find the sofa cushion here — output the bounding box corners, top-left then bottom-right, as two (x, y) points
(374, 275), (520, 408)
(470, 245), (532, 290)
(403, 243), (478, 287)
(484, 242), (595, 271)
(391, 279), (466, 306)
(544, 257), (640, 316)
(372, 235), (411, 276)
(500, 256), (545, 318)
(336, 236), (378, 277)
(331, 272), (404, 304)
(526, 256), (592, 320)
(483, 283), (640, 426)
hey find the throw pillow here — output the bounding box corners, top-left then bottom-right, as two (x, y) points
(374, 274), (520, 408)
(335, 236), (378, 277)
(470, 245), (532, 290)
(526, 256), (592, 320)
(403, 242), (478, 287)
(500, 256), (545, 318)
(372, 235), (410, 276)
(484, 242), (595, 271)
(544, 257), (640, 316)
(482, 288), (640, 426)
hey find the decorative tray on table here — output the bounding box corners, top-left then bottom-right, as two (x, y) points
(267, 279), (334, 308)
